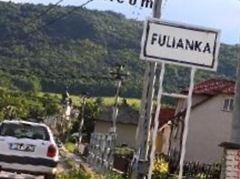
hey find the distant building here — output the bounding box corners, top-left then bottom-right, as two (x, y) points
(94, 101), (175, 151)
(94, 103), (138, 149)
(169, 79), (235, 164)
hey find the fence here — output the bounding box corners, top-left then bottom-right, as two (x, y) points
(181, 161), (221, 179)
(112, 153), (222, 178)
(168, 158), (221, 178)
(113, 154), (133, 178)
(87, 133), (116, 173)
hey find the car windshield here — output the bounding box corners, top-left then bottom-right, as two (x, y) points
(0, 123), (50, 141)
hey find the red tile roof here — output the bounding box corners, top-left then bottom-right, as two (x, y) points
(159, 108), (175, 128)
(184, 79), (235, 95)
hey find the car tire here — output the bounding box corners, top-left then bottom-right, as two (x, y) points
(44, 174), (56, 179)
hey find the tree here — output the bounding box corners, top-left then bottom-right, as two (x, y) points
(0, 89), (61, 121)
(70, 99), (102, 142)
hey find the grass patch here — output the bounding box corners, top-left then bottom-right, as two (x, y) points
(115, 147), (134, 156)
(105, 172), (125, 179)
(101, 97), (141, 109)
(38, 92), (141, 109)
(64, 142), (77, 153)
(57, 168), (91, 179)
(65, 158), (77, 168)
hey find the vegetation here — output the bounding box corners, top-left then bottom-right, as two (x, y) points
(57, 168), (125, 179)
(0, 88), (61, 121)
(153, 155), (169, 177)
(115, 146), (134, 157)
(57, 168), (91, 179)
(70, 98), (102, 142)
(64, 142), (77, 153)
(0, 1), (238, 98)
(100, 97), (141, 109)
(105, 172), (125, 179)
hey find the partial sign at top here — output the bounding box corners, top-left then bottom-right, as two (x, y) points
(109, 0), (153, 9)
(140, 18), (221, 71)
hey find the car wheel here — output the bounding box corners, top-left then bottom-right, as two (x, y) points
(44, 174), (56, 179)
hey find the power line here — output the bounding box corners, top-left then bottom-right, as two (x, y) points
(23, 0), (94, 36)
(1, 0), (94, 46)
(0, 0), (65, 45)
(22, 0), (64, 28)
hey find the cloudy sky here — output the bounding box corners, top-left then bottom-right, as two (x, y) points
(2, 0), (240, 44)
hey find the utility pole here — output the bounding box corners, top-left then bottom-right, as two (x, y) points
(78, 92), (89, 148)
(134, 1), (163, 178)
(110, 64), (129, 133)
(107, 64), (129, 172)
(231, 47), (240, 144)
(61, 87), (72, 142)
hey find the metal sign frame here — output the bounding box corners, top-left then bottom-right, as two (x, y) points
(137, 17), (221, 179)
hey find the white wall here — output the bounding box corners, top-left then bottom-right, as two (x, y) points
(185, 94), (233, 163)
(175, 94), (209, 115)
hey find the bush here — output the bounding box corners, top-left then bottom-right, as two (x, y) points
(57, 168), (91, 179)
(153, 154), (169, 176)
(64, 142), (77, 153)
(105, 172), (124, 179)
(114, 146), (134, 158)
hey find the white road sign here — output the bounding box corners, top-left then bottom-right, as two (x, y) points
(140, 18), (221, 71)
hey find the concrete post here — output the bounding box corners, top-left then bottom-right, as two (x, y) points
(231, 55), (240, 144)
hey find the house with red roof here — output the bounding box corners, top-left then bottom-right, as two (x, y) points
(168, 78), (235, 166)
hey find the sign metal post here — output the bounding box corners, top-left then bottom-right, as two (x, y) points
(137, 14), (221, 179)
(133, 1), (163, 178)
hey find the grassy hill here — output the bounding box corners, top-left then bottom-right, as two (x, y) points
(0, 1), (238, 98)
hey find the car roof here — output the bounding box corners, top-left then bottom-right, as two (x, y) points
(1, 120), (48, 128)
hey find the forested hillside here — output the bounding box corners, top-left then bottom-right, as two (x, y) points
(0, 1), (238, 97)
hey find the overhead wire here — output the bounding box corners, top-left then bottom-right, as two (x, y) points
(27, 0), (94, 35)
(1, 0), (94, 46)
(0, 0), (115, 96)
(25, 0), (95, 61)
(0, 0), (95, 76)
(0, 0), (104, 86)
(0, 0), (65, 46)
(0, 0), (131, 87)
(22, 0), (64, 28)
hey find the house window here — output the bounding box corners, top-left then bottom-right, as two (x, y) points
(223, 98), (234, 112)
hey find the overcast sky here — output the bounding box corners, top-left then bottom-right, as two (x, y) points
(2, 0), (240, 44)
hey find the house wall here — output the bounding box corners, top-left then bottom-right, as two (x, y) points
(185, 94), (233, 163)
(94, 121), (137, 149)
(175, 95), (209, 115)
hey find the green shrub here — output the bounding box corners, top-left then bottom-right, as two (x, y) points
(114, 147), (134, 158)
(105, 172), (124, 179)
(57, 168), (91, 179)
(64, 142), (77, 153)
